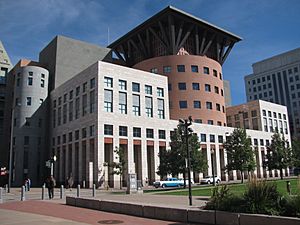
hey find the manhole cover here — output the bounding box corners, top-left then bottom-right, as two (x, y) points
(98, 220), (124, 224)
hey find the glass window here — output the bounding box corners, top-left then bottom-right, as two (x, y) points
(69, 90), (73, 100)
(119, 126), (128, 136)
(262, 110), (266, 116)
(205, 84), (211, 92)
(218, 135), (223, 143)
(82, 128), (86, 138)
(216, 103), (221, 111)
(133, 127), (141, 137)
(192, 83), (200, 90)
(68, 132), (73, 142)
(146, 128), (154, 138)
(41, 79), (45, 88)
(194, 101), (201, 108)
(214, 86), (219, 94)
(213, 70), (217, 77)
(104, 124), (113, 135)
(179, 101), (187, 108)
(89, 125), (95, 136)
(191, 65), (198, 73)
(83, 82), (87, 92)
(177, 65), (185, 72)
(104, 77), (113, 88)
(75, 130), (80, 140)
(159, 130), (166, 139)
(132, 82), (140, 92)
(119, 92), (127, 114)
(26, 97), (32, 106)
(28, 77), (33, 86)
(210, 134), (215, 143)
(208, 120), (214, 125)
(28, 72), (33, 76)
(132, 94), (140, 116)
(145, 97), (153, 117)
(251, 110), (257, 117)
(203, 67), (209, 74)
(157, 88), (164, 97)
(163, 66), (171, 73)
(206, 101), (212, 110)
(158, 99), (165, 119)
(76, 86), (80, 96)
(90, 78), (95, 89)
(150, 68), (158, 74)
(119, 80), (127, 90)
(178, 82), (186, 90)
(200, 134), (206, 142)
(104, 90), (113, 112)
(145, 85), (152, 95)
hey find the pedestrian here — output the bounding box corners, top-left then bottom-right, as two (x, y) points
(24, 179), (28, 191)
(46, 176), (56, 199)
(287, 180), (291, 195)
(27, 178), (31, 191)
(68, 176), (74, 191)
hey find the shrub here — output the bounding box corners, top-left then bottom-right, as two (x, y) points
(243, 177), (281, 215)
(280, 195), (300, 217)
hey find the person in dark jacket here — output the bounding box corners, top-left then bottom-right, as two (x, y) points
(45, 176), (56, 199)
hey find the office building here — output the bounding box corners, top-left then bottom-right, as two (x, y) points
(245, 48), (300, 138)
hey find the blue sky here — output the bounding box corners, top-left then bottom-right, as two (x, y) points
(1, 0), (300, 105)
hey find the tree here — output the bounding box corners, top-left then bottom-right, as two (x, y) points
(224, 128), (256, 183)
(108, 146), (126, 189)
(265, 132), (292, 179)
(157, 123), (207, 188)
(292, 139), (300, 168)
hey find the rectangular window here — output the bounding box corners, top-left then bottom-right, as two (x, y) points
(200, 134), (206, 142)
(218, 135), (223, 143)
(146, 128), (154, 138)
(68, 132), (72, 142)
(119, 80), (127, 90)
(90, 78), (96, 89)
(83, 82), (87, 93)
(104, 90), (113, 112)
(194, 101), (201, 108)
(89, 125), (95, 136)
(210, 134), (215, 143)
(145, 96), (153, 117)
(192, 83), (200, 90)
(26, 97), (32, 106)
(132, 94), (140, 116)
(28, 77), (33, 86)
(75, 98), (80, 119)
(119, 126), (128, 136)
(145, 85), (152, 95)
(82, 128), (87, 138)
(214, 86), (219, 94)
(63, 104), (67, 124)
(163, 66), (171, 73)
(157, 87), (164, 97)
(178, 82), (186, 90)
(63, 93), (67, 103)
(63, 134), (66, 144)
(179, 101), (187, 108)
(206, 101), (212, 110)
(133, 127), (141, 137)
(150, 68), (158, 74)
(41, 79), (45, 88)
(76, 86), (80, 96)
(25, 117), (30, 126)
(158, 99), (165, 119)
(104, 77), (113, 88)
(119, 92), (127, 114)
(208, 120), (214, 125)
(205, 84), (211, 92)
(159, 130), (166, 139)
(82, 94), (87, 116)
(132, 82), (140, 92)
(251, 110), (257, 117)
(203, 67), (209, 74)
(75, 130), (80, 140)
(213, 70), (217, 77)
(191, 65), (198, 73)
(104, 124), (113, 135)
(216, 103), (221, 111)
(69, 90), (73, 100)
(57, 107), (61, 125)
(90, 90), (95, 113)
(177, 65), (185, 72)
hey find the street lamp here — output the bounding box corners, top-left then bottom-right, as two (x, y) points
(211, 148), (216, 186)
(50, 155), (57, 177)
(179, 116), (193, 206)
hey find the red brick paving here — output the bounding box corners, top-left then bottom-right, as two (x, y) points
(0, 201), (193, 225)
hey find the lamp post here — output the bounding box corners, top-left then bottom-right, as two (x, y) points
(50, 155), (57, 177)
(211, 148), (216, 186)
(179, 116), (193, 206)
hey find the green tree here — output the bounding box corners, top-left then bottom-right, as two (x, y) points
(224, 128), (256, 183)
(157, 123), (207, 188)
(292, 139), (300, 168)
(265, 132), (292, 179)
(108, 146), (126, 189)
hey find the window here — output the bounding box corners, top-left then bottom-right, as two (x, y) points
(104, 77), (113, 88)
(28, 77), (33, 86)
(192, 83), (200, 90)
(157, 88), (164, 97)
(104, 124), (113, 135)
(90, 78), (95, 89)
(41, 79), (45, 88)
(68, 132), (73, 142)
(213, 70), (217, 77)
(69, 90), (73, 100)
(221, 89), (224, 96)
(191, 65), (198, 73)
(194, 119), (202, 123)
(119, 92), (127, 114)
(39, 98), (43, 104)
(119, 80), (126, 90)
(206, 101), (212, 110)
(214, 86), (219, 94)
(104, 90), (113, 112)
(163, 66), (171, 73)
(216, 103), (221, 111)
(179, 101), (187, 108)
(132, 94), (140, 116)
(200, 134), (206, 142)
(63, 104), (67, 124)
(157, 99), (165, 119)
(132, 82), (140, 92)
(76, 86), (80, 96)
(25, 117), (30, 126)
(133, 127), (141, 137)
(218, 135), (223, 143)
(75, 98), (80, 119)
(63, 93), (67, 103)
(263, 110), (266, 116)
(194, 101), (201, 108)
(82, 94), (87, 116)
(210, 134), (215, 143)
(146, 128), (154, 138)
(75, 130), (80, 140)
(28, 71), (33, 76)
(159, 130), (166, 139)
(119, 126), (128, 136)
(26, 97), (32, 106)
(57, 107), (61, 125)
(89, 125), (95, 136)
(82, 128), (87, 138)
(205, 84), (211, 92)
(63, 134), (66, 143)
(251, 110), (257, 117)
(203, 67), (209, 74)
(177, 65), (185, 72)
(208, 120), (214, 125)
(90, 90), (95, 113)
(145, 97), (153, 117)
(145, 85), (152, 95)
(16, 78), (20, 87)
(178, 83), (186, 90)
(219, 73), (222, 80)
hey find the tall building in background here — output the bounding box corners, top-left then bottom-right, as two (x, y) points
(223, 80), (232, 107)
(245, 48), (300, 138)
(0, 41), (13, 169)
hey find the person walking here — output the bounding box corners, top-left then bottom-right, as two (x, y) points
(68, 176), (74, 191)
(46, 176), (56, 199)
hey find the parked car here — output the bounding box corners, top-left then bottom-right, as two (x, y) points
(153, 178), (184, 188)
(200, 176), (221, 184)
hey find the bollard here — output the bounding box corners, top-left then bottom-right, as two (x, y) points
(21, 186), (25, 201)
(77, 184), (80, 197)
(42, 184), (45, 200)
(0, 187), (3, 203)
(83, 180), (86, 189)
(60, 185), (64, 199)
(92, 184), (96, 198)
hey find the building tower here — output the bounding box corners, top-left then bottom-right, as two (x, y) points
(5, 60), (49, 186)
(108, 6), (241, 125)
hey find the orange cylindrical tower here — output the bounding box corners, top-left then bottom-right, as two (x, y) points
(134, 55), (226, 126)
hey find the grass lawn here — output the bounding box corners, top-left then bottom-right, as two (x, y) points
(154, 178), (300, 196)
